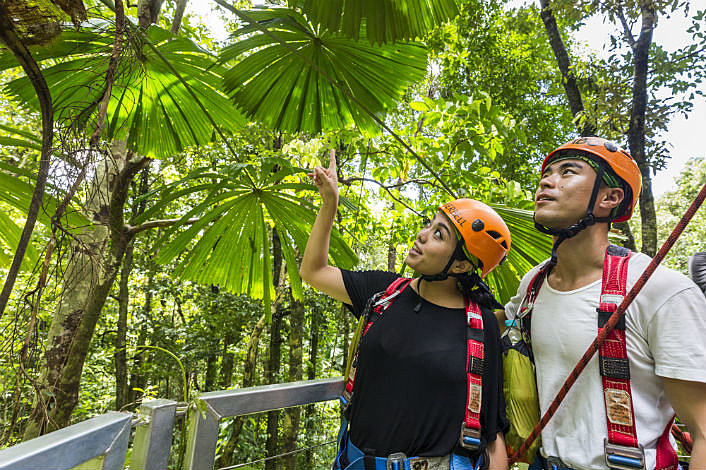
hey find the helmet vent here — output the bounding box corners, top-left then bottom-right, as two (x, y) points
(486, 230), (508, 249)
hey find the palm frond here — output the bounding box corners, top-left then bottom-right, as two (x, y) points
(0, 23), (245, 158)
(221, 8), (428, 135)
(288, 0), (460, 43)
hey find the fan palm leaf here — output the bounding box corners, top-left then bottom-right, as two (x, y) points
(220, 8), (428, 135)
(138, 158), (357, 315)
(485, 205), (553, 304)
(288, 0), (460, 43)
(0, 23), (245, 159)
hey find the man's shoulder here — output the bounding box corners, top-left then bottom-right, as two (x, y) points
(627, 252), (697, 293)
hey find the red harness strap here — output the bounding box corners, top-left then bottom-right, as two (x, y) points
(599, 246), (677, 470)
(460, 298), (485, 451)
(518, 246), (678, 469)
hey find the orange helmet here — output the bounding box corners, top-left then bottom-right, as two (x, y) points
(542, 137), (642, 222)
(439, 199), (511, 277)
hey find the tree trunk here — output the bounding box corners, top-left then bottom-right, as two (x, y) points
(204, 351), (217, 391)
(114, 239), (133, 410)
(0, 3), (53, 321)
(303, 308), (320, 467)
(220, 329), (236, 389)
(138, 0), (163, 28)
(264, 227), (284, 470)
(538, 0), (596, 137)
(387, 225), (397, 272)
(218, 311), (268, 466)
(626, 2), (657, 256)
(281, 300), (304, 470)
(115, 167), (149, 410)
(128, 261), (155, 406)
(170, 0), (188, 34)
(23, 143), (148, 439)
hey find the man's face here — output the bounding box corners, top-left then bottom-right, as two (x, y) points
(534, 158), (599, 229)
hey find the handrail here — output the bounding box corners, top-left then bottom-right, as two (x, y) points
(0, 377), (344, 470)
(0, 411), (132, 470)
(185, 377), (344, 470)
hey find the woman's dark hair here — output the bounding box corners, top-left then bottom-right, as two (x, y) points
(457, 271), (503, 310)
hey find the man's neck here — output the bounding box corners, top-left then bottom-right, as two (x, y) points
(549, 225), (611, 291)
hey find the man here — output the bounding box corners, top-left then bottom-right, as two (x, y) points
(501, 137), (706, 469)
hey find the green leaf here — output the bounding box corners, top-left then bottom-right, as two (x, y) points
(221, 8), (428, 135)
(485, 205), (553, 304)
(146, 163), (358, 303)
(0, 23), (245, 159)
(289, 0), (460, 43)
(410, 101), (429, 112)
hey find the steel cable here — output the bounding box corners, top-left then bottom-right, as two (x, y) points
(217, 438), (337, 470)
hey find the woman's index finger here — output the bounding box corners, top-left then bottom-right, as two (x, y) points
(328, 149), (336, 171)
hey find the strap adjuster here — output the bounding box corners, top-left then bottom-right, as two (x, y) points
(604, 439), (644, 470)
(459, 424), (482, 451)
(386, 452), (407, 470)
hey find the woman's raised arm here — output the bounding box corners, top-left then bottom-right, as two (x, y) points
(299, 150), (351, 305)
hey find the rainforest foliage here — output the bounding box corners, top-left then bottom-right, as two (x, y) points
(0, 0), (704, 468)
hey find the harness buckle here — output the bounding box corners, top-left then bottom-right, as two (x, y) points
(386, 452), (407, 470)
(409, 457), (429, 470)
(604, 439), (645, 470)
(459, 424), (482, 451)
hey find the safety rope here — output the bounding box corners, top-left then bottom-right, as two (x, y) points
(217, 438), (337, 470)
(509, 180), (706, 464)
(672, 423), (693, 454)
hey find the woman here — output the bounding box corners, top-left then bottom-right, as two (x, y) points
(300, 150), (510, 470)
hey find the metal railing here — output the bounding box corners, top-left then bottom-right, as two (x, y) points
(0, 377), (344, 470)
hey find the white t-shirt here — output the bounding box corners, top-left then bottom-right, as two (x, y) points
(505, 252), (706, 470)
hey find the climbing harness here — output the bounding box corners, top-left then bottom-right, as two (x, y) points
(508, 179), (706, 466)
(335, 277), (489, 470)
(516, 246), (677, 469)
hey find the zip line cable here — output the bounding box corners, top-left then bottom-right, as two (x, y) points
(509, 180), (706, 464)
(212, 0), (459, 200)
(218, 438), (337, 470)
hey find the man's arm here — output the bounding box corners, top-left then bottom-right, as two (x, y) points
(495, 309), (506, 334)
(487, 432), (508, 469)
(662, 377), (706, 468)
(299, 150), (351, 305)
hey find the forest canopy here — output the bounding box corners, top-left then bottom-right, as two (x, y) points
(0, 0), (704, 468)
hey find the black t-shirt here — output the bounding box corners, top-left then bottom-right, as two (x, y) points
(341, 269), (509, 458)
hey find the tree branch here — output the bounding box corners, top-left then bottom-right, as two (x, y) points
(340, 177), (426, 216)
(616, 5), (636, 49)
(127, 217), (200, 236)
(90, 0), (125, 148)
(538, 0), (596, 136)
(0, 2), (54, 321)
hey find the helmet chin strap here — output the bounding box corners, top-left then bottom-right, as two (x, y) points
(534, 164), (614, 266)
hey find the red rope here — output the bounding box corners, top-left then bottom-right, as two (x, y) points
(671, 423), (693, 454)
(509, 181), (706, 464)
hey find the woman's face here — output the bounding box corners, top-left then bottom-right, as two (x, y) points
(405, 212), (460, 275)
